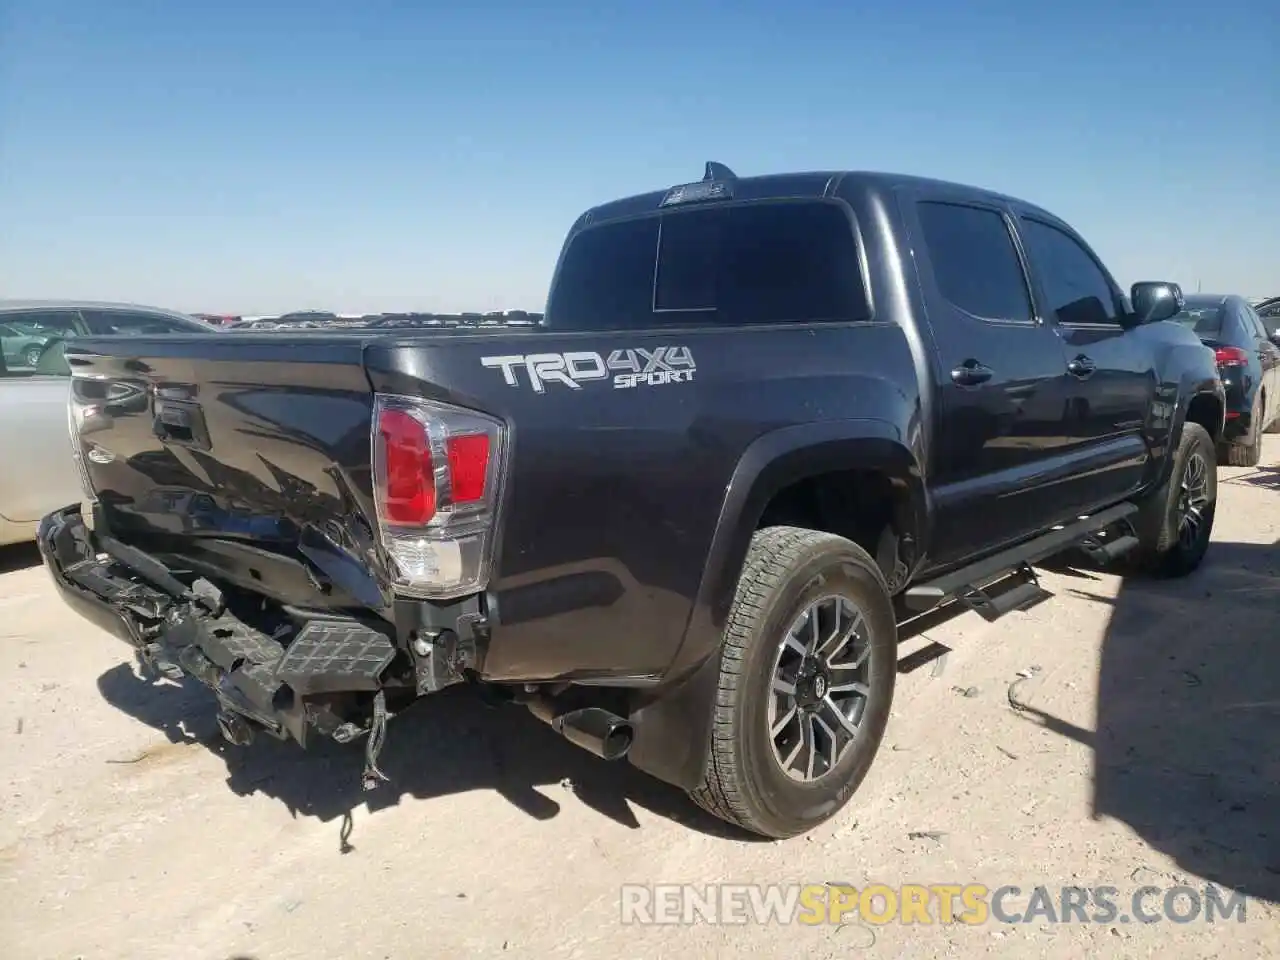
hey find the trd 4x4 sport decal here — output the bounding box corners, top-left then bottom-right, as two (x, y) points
(481, 346), (696, 394)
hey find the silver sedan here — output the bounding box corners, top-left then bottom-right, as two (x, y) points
(0, 300), (217, 546)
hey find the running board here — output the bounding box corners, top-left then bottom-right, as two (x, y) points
(904, 502), (1139, 615)
(959, 567), (1053, 623)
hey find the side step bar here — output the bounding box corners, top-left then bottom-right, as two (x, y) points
(958, 565), (1053, 623)
(903, 502), (1139, 615)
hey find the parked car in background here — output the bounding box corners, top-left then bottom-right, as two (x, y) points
(1253, 296), (1280, 338)
(277, 310), (339, 322)
(1170, 294), (1280, 465)
(0, 300), (217, 547)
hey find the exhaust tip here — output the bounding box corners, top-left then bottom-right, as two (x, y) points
(588, 719), (634, 761)
(556, 708), (634, 761)
(525, 699), (634, 761)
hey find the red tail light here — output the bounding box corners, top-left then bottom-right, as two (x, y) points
(377, 408), (435, 524)
(1215, 346), (1249, 367)
(446, 433), (491, 503)
(372, 395), (506, 599)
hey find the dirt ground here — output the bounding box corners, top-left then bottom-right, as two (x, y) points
(3, 458), (1279, 960)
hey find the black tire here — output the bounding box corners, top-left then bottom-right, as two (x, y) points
(1219, 393), (1263, 466)
(1132, 422), (1217, 577)
(23, 344), (42, 368)
(688, 525), (897, 839)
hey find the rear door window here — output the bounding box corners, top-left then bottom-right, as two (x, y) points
(547, 200), (870, 330)
(81, 309), (198, 334)
(915, 201), (1033, 323)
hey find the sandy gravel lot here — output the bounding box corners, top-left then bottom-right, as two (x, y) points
(3, 456), (1279, 960)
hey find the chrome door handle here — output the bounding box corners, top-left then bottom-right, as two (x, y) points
(1067, 355), (1096, 379)
(951, 360), (993, 386)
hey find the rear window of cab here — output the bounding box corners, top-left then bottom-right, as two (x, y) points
(545, 200), (871, 330)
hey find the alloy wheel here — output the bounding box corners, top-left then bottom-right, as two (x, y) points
(1177, 452), (1211, 550)
(767, 594), (872, 783)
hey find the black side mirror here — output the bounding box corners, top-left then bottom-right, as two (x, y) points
(1130, 281), (1184, 324)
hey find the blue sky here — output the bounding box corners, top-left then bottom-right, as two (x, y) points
(1, 0), (1276, 315)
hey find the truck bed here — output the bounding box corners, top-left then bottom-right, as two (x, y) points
(64, 323), (919, 684)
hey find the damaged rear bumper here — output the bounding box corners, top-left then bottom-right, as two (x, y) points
(37, 504), (403, 751)
(39, 505), (642, 782)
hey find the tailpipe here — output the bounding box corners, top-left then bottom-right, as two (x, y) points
(525, 697), (634, 761)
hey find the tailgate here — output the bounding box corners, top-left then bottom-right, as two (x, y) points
(67, 333), (389, 611)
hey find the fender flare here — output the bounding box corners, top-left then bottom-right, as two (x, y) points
(1154, 374), (1225, 490)
(625, 418), (926, 790)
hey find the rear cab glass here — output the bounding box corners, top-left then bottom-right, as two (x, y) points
(545, 200), (871, 330)
(1170, 303), (1225, 337)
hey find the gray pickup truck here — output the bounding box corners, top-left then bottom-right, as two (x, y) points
(39, 165), (1222, 838)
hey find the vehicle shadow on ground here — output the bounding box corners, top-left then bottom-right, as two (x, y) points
(96, 662), (758, 842)
(1219, 463), (1280, 491)
(0, 542), (42, 575)
(1019, 538), (1280, 903)
(96, 605), (966, 843)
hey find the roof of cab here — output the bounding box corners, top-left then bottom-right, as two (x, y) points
(577, 166), (1055, 229)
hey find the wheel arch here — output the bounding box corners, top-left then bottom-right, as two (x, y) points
(1149, 376), (1225, 492)
(625, 419), (924, 790)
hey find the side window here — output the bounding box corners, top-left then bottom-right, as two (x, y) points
(1018, 218), (1121, 326)
(82, 309), (190, 334)
(1242, 306), (1268, 340)
(655, 201), (869, 324)
(916, 201), (1032, 323)
(0, 310), (80, 377)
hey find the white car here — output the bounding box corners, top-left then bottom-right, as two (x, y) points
(0, 300), (217, 546)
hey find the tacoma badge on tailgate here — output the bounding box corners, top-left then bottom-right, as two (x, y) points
(481, 346), (696, 393)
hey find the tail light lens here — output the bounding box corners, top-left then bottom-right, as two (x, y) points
(372, 394), (507, 599)
(1215, 346), (1250, 367)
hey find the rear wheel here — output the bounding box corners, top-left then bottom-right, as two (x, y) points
(23, 344), (42, 368)
(1132, 422), (1217, 577)
(689, 526), (896, 839)
(1219, 393), (1263, 467)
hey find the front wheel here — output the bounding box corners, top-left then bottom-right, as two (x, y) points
(689, 526), (897, 839)
(1132, 422), (1217, 577)
(23, 344), (43, 368)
